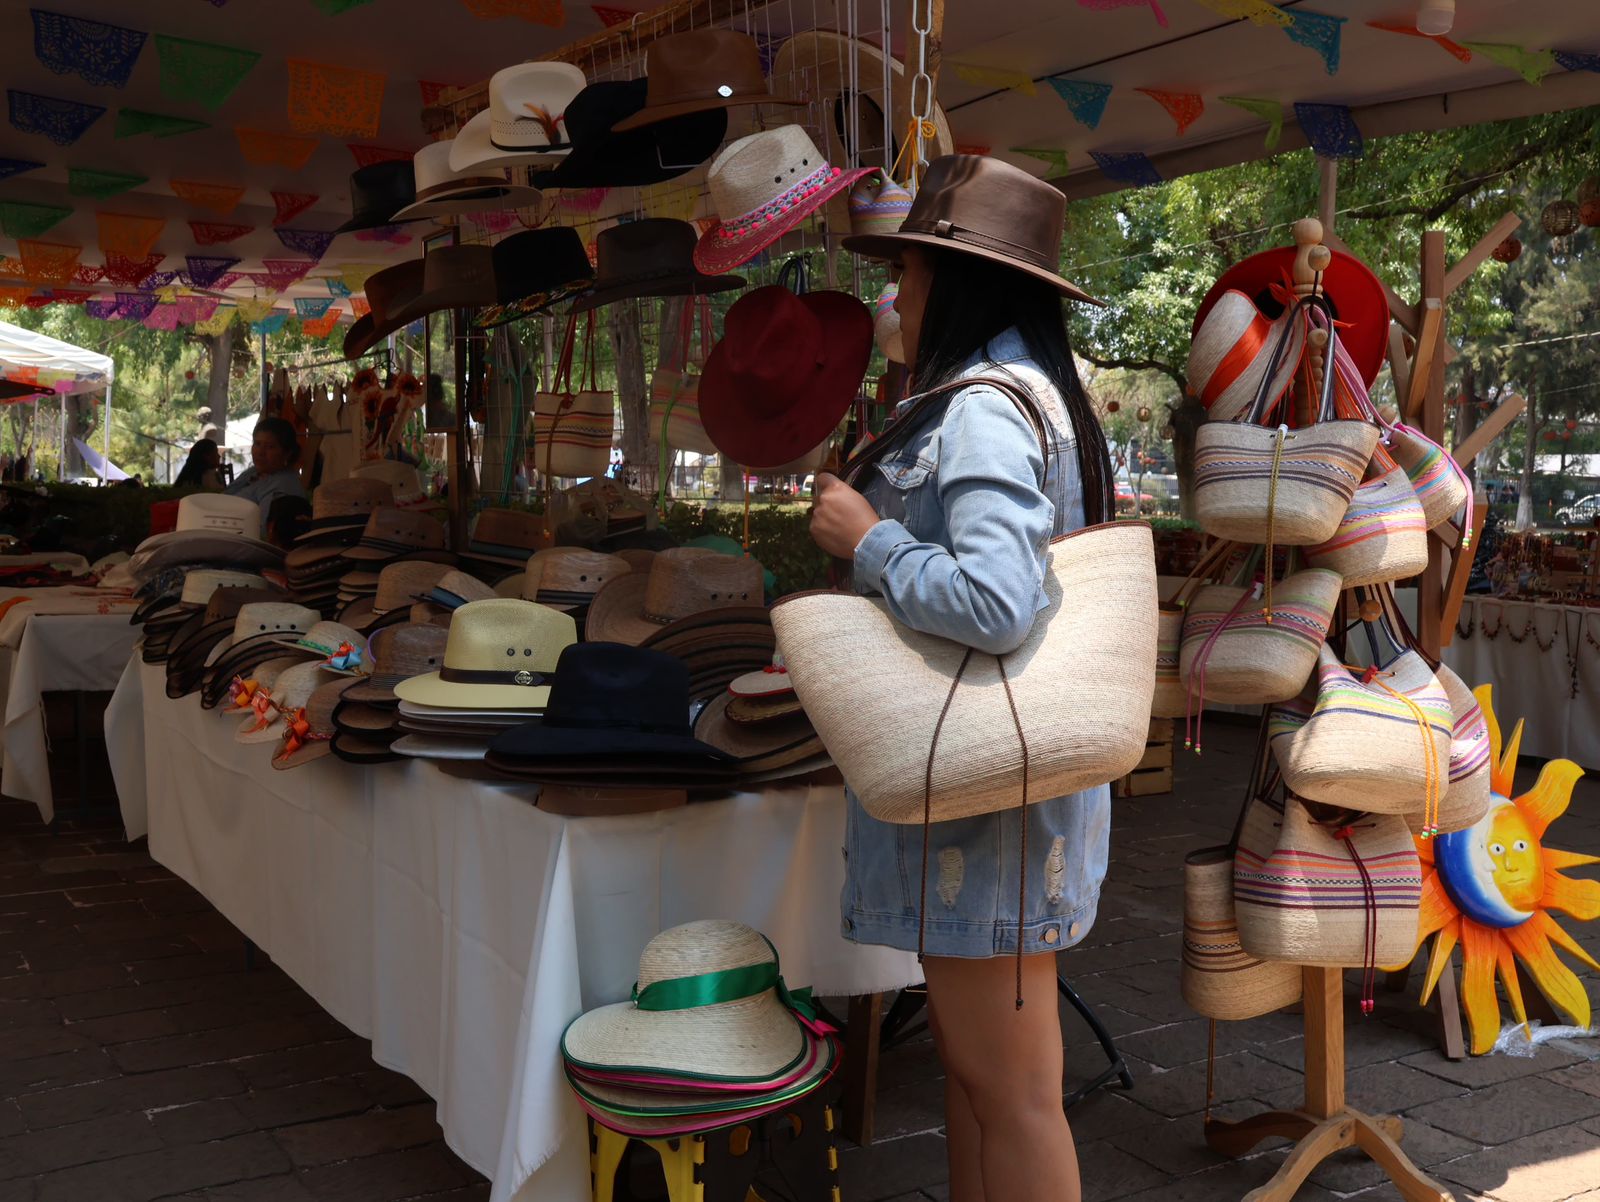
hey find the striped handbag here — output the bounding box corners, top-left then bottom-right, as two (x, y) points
(1181, 730), (1302, 1021)
(1234, 793), (1423, 991)
(1302, 464), (1429, 587)
(1193, 296), (1380, 546)
(1154, 538), (1239, 720)
(1187, 289), (1305, 422)
(1178, 566), (1342, 707)
(534, 314), (614, 480)
(1267, 642), (1452, 822)
(649, 297), (719, 456)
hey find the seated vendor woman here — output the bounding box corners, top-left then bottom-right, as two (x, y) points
(226, 417), (306, 538)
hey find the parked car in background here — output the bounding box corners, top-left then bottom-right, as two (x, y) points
(1115, 482), (1156, 511)
(1556, 494), (1600, 526)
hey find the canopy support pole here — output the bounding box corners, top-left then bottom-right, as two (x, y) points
(103, 383), (113, 482)
(58, 394), (66, 482)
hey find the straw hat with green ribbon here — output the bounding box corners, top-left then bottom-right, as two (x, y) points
(561, 920), (829, 1083)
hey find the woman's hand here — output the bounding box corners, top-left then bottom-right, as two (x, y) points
(809, 472), (879, 558)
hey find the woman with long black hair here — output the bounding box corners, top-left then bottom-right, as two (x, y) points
(810, 156), (1113, 1202)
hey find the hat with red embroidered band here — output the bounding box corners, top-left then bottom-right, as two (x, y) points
(392, 597), (577, 710)
(693, 127), (873, 276)
(449, 62), (588, 173)
(696, 284), (872, 469)
(391, 142), (541, 223)
(1193, 243), (1390, 387)
(841, 153), (1102, 306)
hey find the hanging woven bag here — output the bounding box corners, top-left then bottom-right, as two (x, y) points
(1177, 566), (1341, 708)
(1267, 641), (1451, 820)
(1233, 794), (1423, 983)
(648, 297), (719, 456)
(772, 376), (1158, 825)
(1192, 296), (1380, 546)
(533, 313), (614, 480)
(1187, 289), (1305, 423)
(1302, 463), (1429, 587)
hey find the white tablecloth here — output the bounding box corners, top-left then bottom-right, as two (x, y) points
(2, 609), (141, 821)
(1444, 596), (1600, 769)
(106, 659), (919, 1202)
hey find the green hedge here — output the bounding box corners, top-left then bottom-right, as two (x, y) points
(31, 482), (193, 552)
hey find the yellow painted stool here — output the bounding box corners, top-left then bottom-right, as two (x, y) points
(588, 1094), (840, 1202)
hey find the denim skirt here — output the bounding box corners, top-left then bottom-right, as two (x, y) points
(841, 783), (1111, 958)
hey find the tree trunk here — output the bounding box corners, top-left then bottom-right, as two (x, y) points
(1169, 393), (1205, 522)
(1452, 359), (1481, 487)
(203, 325), (235, 445)
(611, 298), (652, 496)
(1515, 390), (1539, 532)
(62, 394), (87, 479)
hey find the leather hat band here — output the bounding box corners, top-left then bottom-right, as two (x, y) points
(438, 666), (550, 687)
(899, 217), (1053, 271)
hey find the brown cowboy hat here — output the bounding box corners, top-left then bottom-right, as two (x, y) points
(610, 30), (804, 133)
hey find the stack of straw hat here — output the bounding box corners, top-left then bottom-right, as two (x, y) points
(390, 598), (577, 761)
(126, 494), (284, 584)
(330, 622), (450, 763)
(284, 479), (396, 613)
(167, 600), (318, 702)
(135, 569), (269, 663)
(692, 658), (832, 784)
(334, 508), (451, 613)
(561, 920), (839, 1139)
(493, 547), (632, 636)
(340, 559), (455, 633)
(461, 508), (550, 578)
(409, 568), (495, 622)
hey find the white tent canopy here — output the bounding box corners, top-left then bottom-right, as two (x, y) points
(0, 319), (113, 398)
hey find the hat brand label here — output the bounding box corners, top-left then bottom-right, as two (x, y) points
(717, 84), (734, 97)
(514, 670), (534, 686)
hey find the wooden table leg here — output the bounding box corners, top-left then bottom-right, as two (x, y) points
(839, 992), (885, 1147)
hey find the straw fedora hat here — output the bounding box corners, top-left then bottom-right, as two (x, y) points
(571, 220), (743, 313)
(342, 621), (450, 706)
(694, 693), (823, 774)
(561, 920), (810, 1081)
(277, 620), (370, 675)
(273, 678), (360, 770)
(449, 62), (588, 172)
(391, 141), (540, 223)
(697, 285), (871, 469)
(842, 154), (1102, 305)
(294, 477), (396, 544)
(465, 508), (550, 567)
(345, 560), (454, 628)
(218, 655), (304, 717)
(693, 126), (872, 276)
(499, 547), (631, 612)
(344, 259), (426, 360)
(472, 228), (597, 330)
(348, 461), (429, 509)
(342, 507), (448, 562)
(135, 568), (266, 627)
(392, 597), (576, 709)
(333, 161), (418, 234)
(235, 659), (331, 744)
(528, 79), (727, 191)
(611, 30), (803, 133)
(419, 568), (496, 611)
(586, 548), (763, 646)
(192, 602), (322, 701)
(1187, 290), (1308, 422)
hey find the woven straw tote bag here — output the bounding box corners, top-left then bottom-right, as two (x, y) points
(1267, 642), (1451, 818)
(534, 314), (614, 480)
(1181, 730), (1302, 1021)
(1302, 465), (1429, 587)
(1178, 566), (1341, 707)
(1154, 538), (1239, 720)
(1187, 289), (1306, 423)
(1193, 297), (1380, 546)
(773, 518), (1157, 823)
(1234, 794), (1423, 974)
(649, 298), (719, 456)
(1320, 303), (1474, 538)
(773, 374), (1157, 823)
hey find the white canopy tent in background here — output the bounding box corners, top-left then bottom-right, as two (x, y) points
(0, 319), (118, 481)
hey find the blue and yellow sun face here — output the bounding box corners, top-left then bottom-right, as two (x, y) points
(1416, 686), (1600, 1055)
(1437, 801), (1544, 928)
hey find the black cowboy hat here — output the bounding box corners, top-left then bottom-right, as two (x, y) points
(529, 79), (728, 191)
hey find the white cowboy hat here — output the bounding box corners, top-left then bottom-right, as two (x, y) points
(449, 62), (587, 173)
(392, 141), (542, 222)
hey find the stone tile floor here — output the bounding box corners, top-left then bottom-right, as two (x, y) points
(2, 709), (1598, 1201)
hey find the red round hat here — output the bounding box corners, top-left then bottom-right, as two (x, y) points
(698, 286), (873, 469)
(1193, 246), (1389, 387)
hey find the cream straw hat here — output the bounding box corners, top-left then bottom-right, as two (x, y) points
(561, 920), (817, 1082)
(392, 597), (576, 709)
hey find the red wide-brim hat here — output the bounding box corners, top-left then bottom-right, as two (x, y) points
(1193, 246), (1390, 387)
(693, 167), (874, 277)
(698, 287), (873, 469)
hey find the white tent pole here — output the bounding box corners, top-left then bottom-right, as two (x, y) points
(102, 383), (113, 482)
(58, 394), (66, 482)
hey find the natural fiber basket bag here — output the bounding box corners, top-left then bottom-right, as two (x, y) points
(1177, 567), (1341, 706)
(1423, 663), (1492, 836)
(1153, 539), (1239, 720)
(1182, 845), (1303, 1021)
(649, 299), (718, 456)
(1303, 465), (1428, 588)
(1234, 793), (1422, 971)
(1188, 290), (1306, 423)
(1267, 642), (1451, 817)
(771, 521), (1158, 824)
(534, 315), (614, 480)
(1193, 297), (1379, 546)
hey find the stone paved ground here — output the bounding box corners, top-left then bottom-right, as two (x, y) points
(3, 702), (1599, 1201)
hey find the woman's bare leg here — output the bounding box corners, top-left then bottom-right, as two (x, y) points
(928, 1000), (986, 1202)
(922, 952), (1081, 1202)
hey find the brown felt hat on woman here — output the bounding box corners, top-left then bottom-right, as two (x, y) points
(842, 154), (1103, 306)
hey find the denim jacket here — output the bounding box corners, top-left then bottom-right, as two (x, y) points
(852, 328), (1085, 653)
